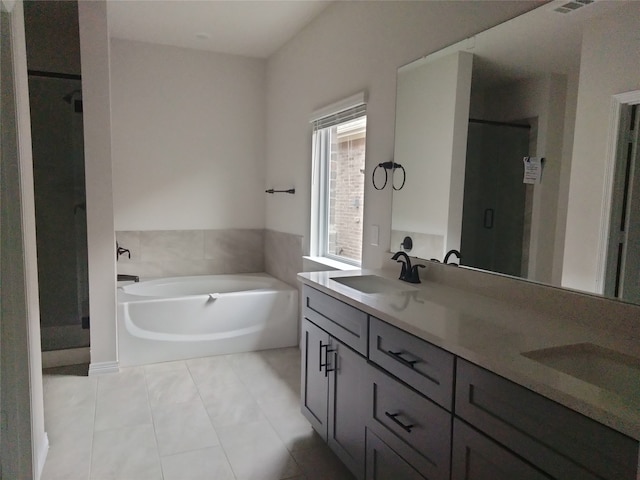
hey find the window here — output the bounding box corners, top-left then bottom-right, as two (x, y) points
(311, 94), (367, 266)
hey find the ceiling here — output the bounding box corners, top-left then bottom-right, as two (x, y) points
(107, 0), (332, 59)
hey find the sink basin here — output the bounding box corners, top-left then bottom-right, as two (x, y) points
(522, 343), (640, 401)
(331, 275), (416, 294)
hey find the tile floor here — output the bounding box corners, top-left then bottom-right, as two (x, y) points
(41, 347), (355, 480)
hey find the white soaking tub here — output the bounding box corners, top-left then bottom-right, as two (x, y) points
(117, 273), (298, 366)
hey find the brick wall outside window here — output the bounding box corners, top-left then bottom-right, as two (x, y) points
(327, 131), (366, 262)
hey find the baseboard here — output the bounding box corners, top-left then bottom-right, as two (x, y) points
(35, 433), (49, 480)
(88, 361), (119, 376)
(41, 347), (90, 368)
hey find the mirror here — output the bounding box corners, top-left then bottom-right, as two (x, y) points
(391, 0), (640, 304)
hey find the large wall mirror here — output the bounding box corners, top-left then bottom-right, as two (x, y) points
(391, 0), (640, 304)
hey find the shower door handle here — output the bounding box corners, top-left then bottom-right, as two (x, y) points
(484, 208), (494, 229)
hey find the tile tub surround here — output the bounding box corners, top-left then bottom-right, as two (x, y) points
(265, 229), (304, 287)
(116, 229), (264, 277)
(297, 269), (640, 441)
(41, 348), (355, 480)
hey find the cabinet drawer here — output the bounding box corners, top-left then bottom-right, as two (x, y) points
(369, 316), (454, 409)
(368, 364), (451, 480)
(303, 286), (368, 355)
(366, 429), (426, 480)
(455, 359), (638, 480)
(451, 419), (549, 480)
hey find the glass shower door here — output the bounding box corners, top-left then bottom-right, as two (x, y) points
(28, 74), (89, 351)
(460, 121), (531, 277)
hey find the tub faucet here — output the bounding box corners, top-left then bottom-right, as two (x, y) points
(391, 251), (425, 284)
(117, 274), (139, 282)
(116, 242), (131, 261)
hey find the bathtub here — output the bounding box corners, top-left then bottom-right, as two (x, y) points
(117, 273), (298, 366)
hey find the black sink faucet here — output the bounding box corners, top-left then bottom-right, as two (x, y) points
(391, 251), (425, 284)
(444, 249), (461, 265)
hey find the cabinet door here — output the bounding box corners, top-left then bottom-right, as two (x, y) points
(366, 429), (427, 480)
(301, 318), (330, 440)
(328, 340), (367, 480)
(452, 420), (550, 480)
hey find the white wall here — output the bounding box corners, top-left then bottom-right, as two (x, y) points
(78, 1), (118, 373)
(563, 2), (640, 292)
(110, 39), (266, 231)
(393, 52), (473, 260)
(264, 1), (540, 268)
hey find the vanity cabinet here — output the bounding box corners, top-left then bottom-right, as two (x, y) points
(299, 281), (640, 480)
(366, 429), (426, 480)
(369, 317), (454, 410)
(366, 364), (451, 480)
(451, 420), (550, 480)
(366, 318), (454, 480)
(454, 359), (639, 480)
(301, 287), (367, 480)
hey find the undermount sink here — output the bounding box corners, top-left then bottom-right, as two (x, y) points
(522, 343), (640, 401)
(331, 275), (416, 294)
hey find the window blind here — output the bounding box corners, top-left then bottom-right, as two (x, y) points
(310, 91), (367, 130)
(312, 103), (367, 131)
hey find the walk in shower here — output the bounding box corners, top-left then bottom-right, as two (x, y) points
(460, 120), (532, 277)
(28, 72), (90, 354)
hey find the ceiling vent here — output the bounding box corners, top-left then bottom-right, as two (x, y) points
(554, 0), (594, 14)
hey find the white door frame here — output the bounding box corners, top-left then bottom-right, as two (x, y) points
(1, 0), (48, 477)
(595, 90), (640, 293)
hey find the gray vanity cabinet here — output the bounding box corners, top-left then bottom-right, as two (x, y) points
(454, 359), (639, 480)
(366, 317), (454, 480)
(327, 337), (367, 479)
(366, 429), (427, 480)
(369, 317), (454, 410)
(301, 318), (330, 438)
(451, 420), (550, 480)
(366, 364), (451, 480)
(301, 286), (368, 480)
(299, 282), (640, 480)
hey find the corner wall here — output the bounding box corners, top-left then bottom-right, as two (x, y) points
(78, 0), (118, 373)
(264, 1), (541, 270)
(1, 1), (47, 476)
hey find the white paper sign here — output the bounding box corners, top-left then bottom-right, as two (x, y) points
(523, 156), (544, 184)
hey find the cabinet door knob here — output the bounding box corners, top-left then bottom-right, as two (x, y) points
(384, 411), (414, 433)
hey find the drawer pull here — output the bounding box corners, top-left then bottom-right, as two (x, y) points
(388, 350), (418, 368)
(384, 411), (414, 433)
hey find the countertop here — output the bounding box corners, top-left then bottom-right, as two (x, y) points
(298, 269), (640, 441)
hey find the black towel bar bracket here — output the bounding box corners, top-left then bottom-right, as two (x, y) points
(266, 188), (295, 194)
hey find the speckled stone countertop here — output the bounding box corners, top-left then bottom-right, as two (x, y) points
(298, 269), (640, 442)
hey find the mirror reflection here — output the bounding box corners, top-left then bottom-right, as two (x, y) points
(391, 0), (640, 304)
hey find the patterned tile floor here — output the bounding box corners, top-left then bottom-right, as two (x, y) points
(41, 347), (355, 480)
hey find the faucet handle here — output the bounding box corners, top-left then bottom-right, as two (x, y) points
(397, 261), (407, 280)
(407, 263), (425, 284)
